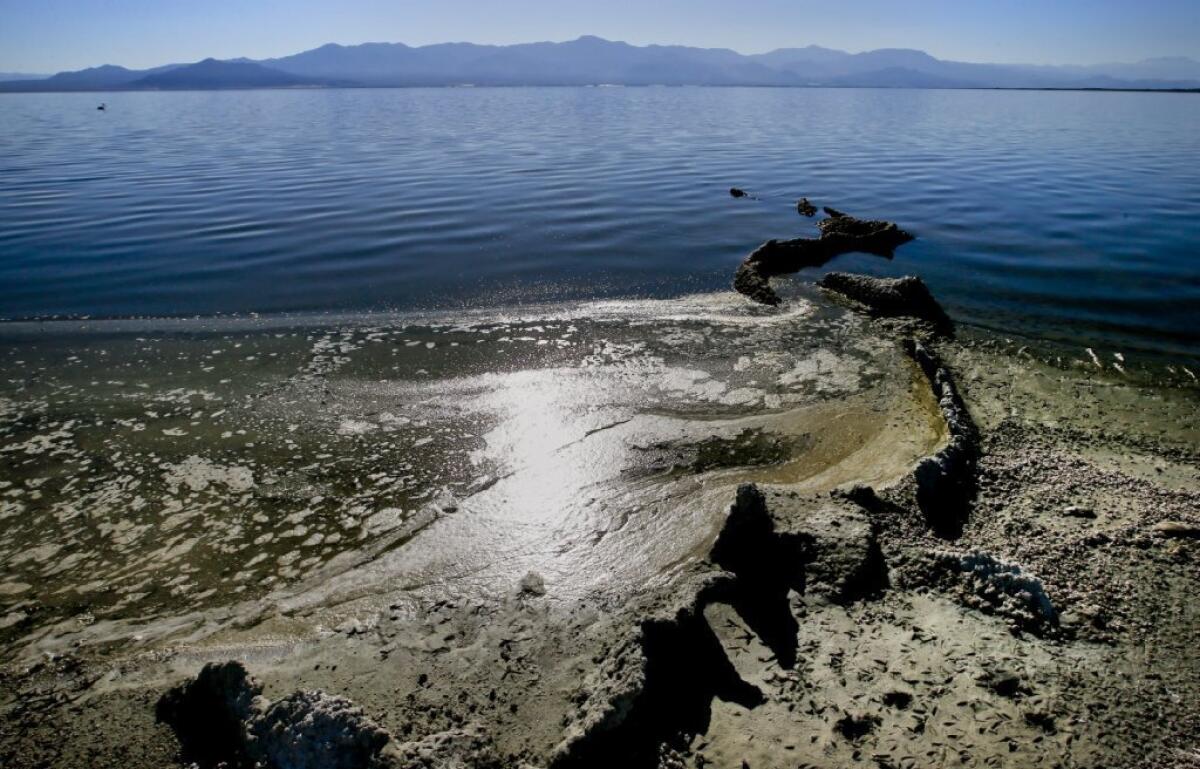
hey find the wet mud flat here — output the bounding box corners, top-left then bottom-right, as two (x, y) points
(1, 285), (1199, 769)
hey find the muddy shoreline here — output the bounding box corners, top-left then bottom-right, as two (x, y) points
(1, 280), (1198, 768)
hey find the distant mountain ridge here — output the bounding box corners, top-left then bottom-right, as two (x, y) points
(4, 36), (1199, 91)
(135, 59), (329, 89)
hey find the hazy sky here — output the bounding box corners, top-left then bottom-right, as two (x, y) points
(2, 0), (1198, 73)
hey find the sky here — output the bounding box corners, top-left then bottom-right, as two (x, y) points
(1, 0), (1198, 74)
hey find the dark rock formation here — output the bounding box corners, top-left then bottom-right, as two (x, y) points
(903, 339), (979, 535)
(733, 210), (914, 305)
(254, 691), (393, 769)
(551, 572), (762, 769)
(816, 208), (912, 251)
(712, 484), (888, 608)
(158, 661), (399, 769)
(818, 272), (953, 332)
(155, 661), (263, 768)
(554, 483), (888, 767)
(901, 549), (1062, 638)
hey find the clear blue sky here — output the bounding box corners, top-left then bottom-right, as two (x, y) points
(2, 0), (1198, 73)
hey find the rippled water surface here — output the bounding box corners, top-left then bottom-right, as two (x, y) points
(2, 88), (1198, 355)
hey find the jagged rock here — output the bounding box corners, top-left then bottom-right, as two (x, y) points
(518, 571), (547, 597)
(715, 484), (887, 605)
(819, 272), (953, 331)
(709, 484), (799, 588)
(252, 690), (393, 769)
(555, 483), (890, 767)
(927, 549), (1060, 634)
(794, 502), (886, 603)
(158, 661), (402, 769)
(734, 259), (783, 306)
(903, 339), (978, 535)
(392, 725), (502, 769)
(551, 572), (758, 769)
(155, 660), (265, 767)
(817, 209), (914, 251)
(733, 210), (914, 305)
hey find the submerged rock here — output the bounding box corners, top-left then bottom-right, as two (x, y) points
(733, 209), (915, 305)
(819, 272), (953, 332)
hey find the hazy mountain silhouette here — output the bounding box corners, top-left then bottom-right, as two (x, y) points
(134, 59), (326, 89)
(261, 36), (793, 86)
(0, 63), (178, 91)
(3, 36), (1199, 91)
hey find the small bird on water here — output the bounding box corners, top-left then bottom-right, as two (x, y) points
(97, 103), (106, 111)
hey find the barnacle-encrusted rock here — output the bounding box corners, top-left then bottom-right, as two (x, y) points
(819, 272), (953, 332)
(734, 209), (915, 305)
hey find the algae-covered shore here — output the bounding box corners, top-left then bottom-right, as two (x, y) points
(1, 275), (1198, 769)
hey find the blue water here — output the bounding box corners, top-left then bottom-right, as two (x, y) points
(1, 88), (1198, 356)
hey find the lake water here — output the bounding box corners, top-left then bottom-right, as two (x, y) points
(1, 87), (1198, 358)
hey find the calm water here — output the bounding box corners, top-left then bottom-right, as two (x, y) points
(1, 88), (1198, 357)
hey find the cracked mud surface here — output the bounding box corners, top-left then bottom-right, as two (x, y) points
(1, 287), (1198, 769)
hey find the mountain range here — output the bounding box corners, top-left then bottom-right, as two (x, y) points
(3, 36), (1199, 92)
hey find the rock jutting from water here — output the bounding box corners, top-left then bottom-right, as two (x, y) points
(819, 272), (954, 333)
(733, 208), (915, 305)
